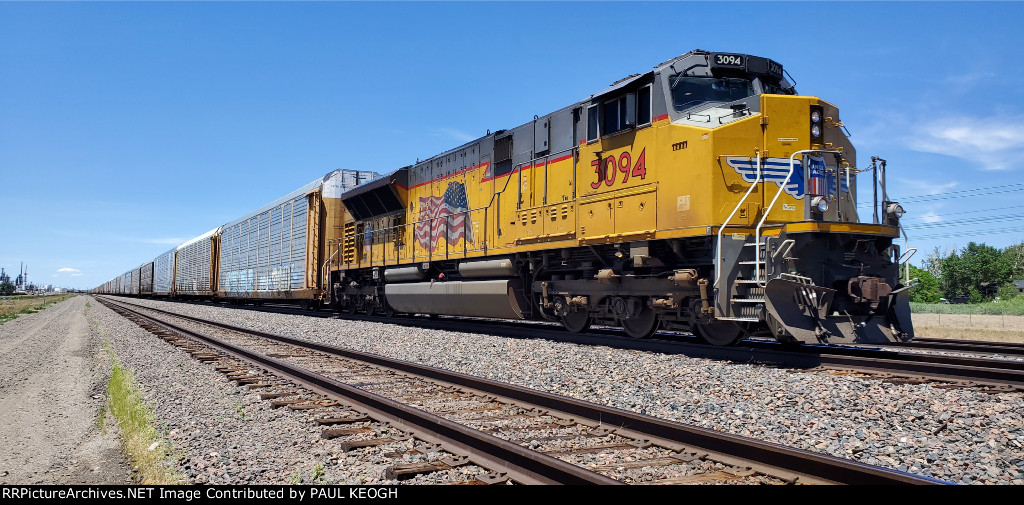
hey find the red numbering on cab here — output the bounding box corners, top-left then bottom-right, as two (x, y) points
(591, 148), (646, 189)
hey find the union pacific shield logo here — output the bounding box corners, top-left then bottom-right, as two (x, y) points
(726, 157), (805, 197)
(726, 156), (848, 198)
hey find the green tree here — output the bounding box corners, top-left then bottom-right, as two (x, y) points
(907, 265), (942, 303)
(0, 281), (13, 296)
(997, 282), (1018, 301)
(940, 242), (1013, 300)
(1004, 241), (1024, 280)
(968, 285), (982, 304)
(924, 246), (947, 278)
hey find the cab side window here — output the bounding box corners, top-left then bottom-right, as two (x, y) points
(586, 104), (599, 142)
(637, 85), (651, 125)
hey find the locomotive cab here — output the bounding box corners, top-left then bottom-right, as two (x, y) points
(653, 52), (914, 345)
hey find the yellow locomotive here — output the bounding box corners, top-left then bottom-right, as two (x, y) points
(329, 49), (914, 346)
(96, 49), (913, 347)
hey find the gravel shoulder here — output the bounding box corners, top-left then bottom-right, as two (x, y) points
(90, 297), (405, 485)
(105, 296), (1024, 484)
(0, 296), (130, 484)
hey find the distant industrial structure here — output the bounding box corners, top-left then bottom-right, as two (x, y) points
(0, 263), (66, 294)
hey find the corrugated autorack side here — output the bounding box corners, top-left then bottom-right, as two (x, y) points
(95, 49), (914, 346)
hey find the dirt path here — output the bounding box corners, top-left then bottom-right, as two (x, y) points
(0, 296), (130, 484)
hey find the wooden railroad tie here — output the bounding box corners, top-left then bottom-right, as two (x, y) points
(321, 426), (374, 439)
(316, 416), (370, 426)
(385, 456), (470, 481)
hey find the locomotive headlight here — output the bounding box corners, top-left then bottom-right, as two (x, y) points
(812, 196), (829, 213)
(886, 202), (905, 219)
(811, 110), (821, 123)
(811, 124), (822, 137)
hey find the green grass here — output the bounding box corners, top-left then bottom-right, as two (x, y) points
(102, 340), (187, 484)
(911, 297), (1024, 316)
(0, 293), (76, 325)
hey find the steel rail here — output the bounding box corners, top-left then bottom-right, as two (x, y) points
(104, 296), (1024, 390)
(99, 298), (620, 485)
(903, 338), (1024, 357)
(98, 296), (945, 485)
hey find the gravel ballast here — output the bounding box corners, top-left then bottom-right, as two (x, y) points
(100, 296), (1024, 484)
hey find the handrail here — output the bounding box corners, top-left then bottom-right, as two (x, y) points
(321, 246), (340, 296)
(772, 239), (795, 260)
(507, 144), (581, 209)
(897, 221), (916, 285)
(714, 151), (760, 289)
(755, 149), (841, 286)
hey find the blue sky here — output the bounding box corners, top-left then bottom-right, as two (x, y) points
(2, 2), (1023, 289)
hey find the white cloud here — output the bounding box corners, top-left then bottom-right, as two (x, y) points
(918, 211), (942, 224)
(942, 72), (998, 94)
(139, 237), (189, 245)
(71, 273), (83, 277)
(909, 116), (1024, 171)
(57, 267), (80, 273)
(895, 177), (957, 196)
(434, 128), (477, 144)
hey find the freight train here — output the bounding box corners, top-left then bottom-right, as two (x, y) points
(95, 49), (915, 346)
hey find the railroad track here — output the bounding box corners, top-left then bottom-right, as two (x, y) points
(96, 296), (942, 485)
(109, 296), (1024, 392)
(900, 337), (1024, 358)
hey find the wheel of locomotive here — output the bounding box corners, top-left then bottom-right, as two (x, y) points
(620, 305), (659, 339)
(561, 309), (592, 333)
(693, 320), (743, 346)
(346, 297), (360, 315)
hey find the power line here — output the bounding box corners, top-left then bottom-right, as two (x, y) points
(856, 182), (1024, 208)
(911, 226), (1024, 241)
(903, 213), (1024, 231)
(902, 204), (1024, 221)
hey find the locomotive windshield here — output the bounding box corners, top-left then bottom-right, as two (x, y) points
(669, 75), (755, 111)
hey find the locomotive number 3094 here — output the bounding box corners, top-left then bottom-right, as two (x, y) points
(715, 54), (744, 66)
(591, 148), (647, 189)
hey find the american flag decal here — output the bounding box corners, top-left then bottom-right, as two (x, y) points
(415, 181), (474, 252)
(808, 155), (828, 195)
